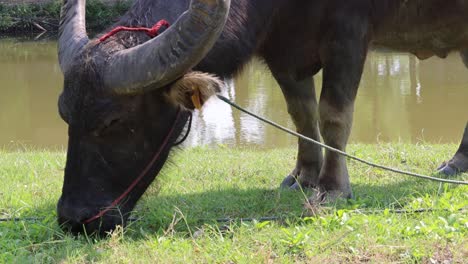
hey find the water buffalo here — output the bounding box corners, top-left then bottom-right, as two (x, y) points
(57, 0), (468, 234)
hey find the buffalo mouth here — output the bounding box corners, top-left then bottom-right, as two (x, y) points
(57, 200), (133, 236)
(58, 190), (145, 235)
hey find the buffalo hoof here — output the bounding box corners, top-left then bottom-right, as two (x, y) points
(437, 162), (459, 176)
(280, 175), (301, 190)
(306, 189), (352, 205)
(437, 153), (468, 176)
(280, 175), (315, 190)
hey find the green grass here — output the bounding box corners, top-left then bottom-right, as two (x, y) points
(1, 144), (467, 263)
(0, 0), (131, 33)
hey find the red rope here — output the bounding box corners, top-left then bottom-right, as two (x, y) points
(85, 20), (173, 225)
(83, 109), (182, 224)
(98, 20), (170, 42)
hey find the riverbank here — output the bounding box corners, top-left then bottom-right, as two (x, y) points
(0, 0), (131, 33)
(1, 144), (467, 262)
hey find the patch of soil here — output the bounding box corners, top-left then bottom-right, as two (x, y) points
(0, 0), (52, 4)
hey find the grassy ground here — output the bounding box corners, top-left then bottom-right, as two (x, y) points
(0, 0), (131, 33)
(0, 144), (467, 263)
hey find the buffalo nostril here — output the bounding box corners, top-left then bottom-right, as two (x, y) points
(58, 206), (87, 223)
(57, 212), (86, 233)
(57, 198), (131, 235)
(57, 199), (91, 231)
(58, 217), (85, 234)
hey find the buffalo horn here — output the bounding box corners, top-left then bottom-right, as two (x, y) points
(102, 0), (230, 94)
(58, 0), (89, 74)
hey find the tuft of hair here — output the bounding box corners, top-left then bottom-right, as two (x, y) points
(167, 71), (224, 110)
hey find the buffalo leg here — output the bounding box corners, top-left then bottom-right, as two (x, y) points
(316, 20), (369, 200)
(270, 73), (323, 189)
(437, 50), (468, 175)
(438, 122), (468, 175)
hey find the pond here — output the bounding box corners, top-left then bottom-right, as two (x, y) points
(0, 37), (467, 150)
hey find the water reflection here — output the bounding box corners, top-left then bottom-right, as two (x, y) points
(0, 38), (466, 149)
(188, 52), (467, 148)
(0, 38), (66, 149)
(354, 53), (467, 143)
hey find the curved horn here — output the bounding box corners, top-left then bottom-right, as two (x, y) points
(58, 0), (89, 73)
(103, 0), (230, 95)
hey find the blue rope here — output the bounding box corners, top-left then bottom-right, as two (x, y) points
(217, 94), (468, 185)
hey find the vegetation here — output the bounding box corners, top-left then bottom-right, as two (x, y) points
(0, 0), (131, 33)
(0, 144), (467, 263)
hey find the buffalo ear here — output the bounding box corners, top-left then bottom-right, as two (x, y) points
(167, 72), (223, 110)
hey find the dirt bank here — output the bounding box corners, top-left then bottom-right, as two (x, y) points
(1, 0), (118, 4)
(1, 0), (51, 4)
(0, 0), (131, 33)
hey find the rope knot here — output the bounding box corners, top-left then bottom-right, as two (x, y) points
(147, 20), (171, 38)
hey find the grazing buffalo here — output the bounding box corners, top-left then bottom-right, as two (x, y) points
(57, 0), (468, 234)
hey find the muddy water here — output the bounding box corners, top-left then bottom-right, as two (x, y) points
(0, 38), (467, 149)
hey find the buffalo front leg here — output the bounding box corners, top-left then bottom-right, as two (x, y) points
(316, 21), (369, 200)
(271, 74), (322, 189)
(438, 122), (468, 175)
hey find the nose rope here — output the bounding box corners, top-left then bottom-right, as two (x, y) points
(98, 20), (170, 43)
(83, 109), (183, 224)
(84, 21), (176, 225)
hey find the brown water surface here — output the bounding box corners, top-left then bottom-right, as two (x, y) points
(0, 38), (467, 149)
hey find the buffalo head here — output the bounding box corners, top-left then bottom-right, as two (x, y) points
(56, 0), (230, 235)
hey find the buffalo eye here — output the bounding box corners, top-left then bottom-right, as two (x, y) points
(93, 117), (122, 137)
